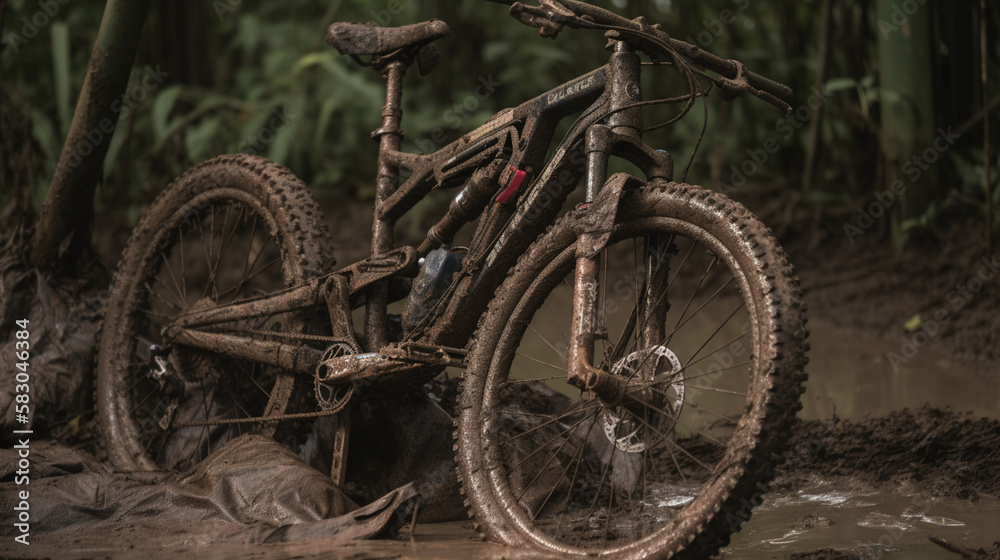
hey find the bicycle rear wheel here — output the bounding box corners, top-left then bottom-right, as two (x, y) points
(97, 154), (335, 471)
(455, 182), (808, 558)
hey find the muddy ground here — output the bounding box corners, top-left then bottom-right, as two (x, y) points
(4, 198), (1000, 559)
(785, 217), (1000, 364)
(4, 405), (999, 559)
(777, 407), (1000, 500)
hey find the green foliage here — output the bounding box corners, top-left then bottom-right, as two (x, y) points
(1, 0), (997, 243)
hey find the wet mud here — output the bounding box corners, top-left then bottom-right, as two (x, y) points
(777, 407), (1000, 500)
(787, 219), (1000, 363)
(3, 208), (1000, 559)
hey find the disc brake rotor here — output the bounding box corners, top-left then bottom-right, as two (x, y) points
(603, 345), (685, 453)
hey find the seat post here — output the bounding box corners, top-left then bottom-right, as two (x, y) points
(365, 61), (407, 349)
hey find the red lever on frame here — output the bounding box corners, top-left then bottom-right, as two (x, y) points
(495, 167), (527, 204)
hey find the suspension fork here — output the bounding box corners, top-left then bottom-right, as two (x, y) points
(567, 41), (645, 399)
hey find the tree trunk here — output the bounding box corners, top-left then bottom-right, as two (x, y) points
(877, 0), (936, 225)
(30, 0), (153, 275)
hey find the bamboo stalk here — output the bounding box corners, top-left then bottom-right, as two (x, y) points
(30, 0), (154, 274)
(802, 0), (833, 192)
(982, 0), (994, 254)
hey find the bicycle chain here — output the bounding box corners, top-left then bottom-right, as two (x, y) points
(168, 327), (354, 431)
(241, 327), (343, 343)
(169, 391), (352, 430)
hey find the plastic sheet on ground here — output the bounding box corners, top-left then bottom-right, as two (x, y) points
(0, 434), (418, 548)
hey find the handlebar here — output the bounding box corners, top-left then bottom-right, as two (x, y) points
(486, 0), (794, 112)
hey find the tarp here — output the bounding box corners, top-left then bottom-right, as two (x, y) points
(0, 434), (418, 548)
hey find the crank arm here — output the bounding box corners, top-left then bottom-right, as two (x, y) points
(316, 342), (466, 384)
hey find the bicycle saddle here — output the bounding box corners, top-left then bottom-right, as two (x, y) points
(325, 19), (450, 57)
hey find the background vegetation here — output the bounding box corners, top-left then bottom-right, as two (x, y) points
(1, 0), (998, 253)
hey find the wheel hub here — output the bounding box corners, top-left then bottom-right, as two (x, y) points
(602, 345), (685, 453)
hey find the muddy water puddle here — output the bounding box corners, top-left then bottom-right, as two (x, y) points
(728, 480), (1000, 559)
(20, 308), (998, 559)
(801, 316), (1000, 421)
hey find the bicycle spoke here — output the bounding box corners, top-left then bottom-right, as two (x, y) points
(503, 400), (599, 443)
(680, 360), (752, 383)
(533, 419), (600, 522)
(624, 392), (725, 447)
(664, 254), (718, 348)
(685, 383), (747, 396)
(543, 298), (570, 352)
(514, 353), (567, 373)
(575, 428), (617, 547)
(527, 323), (568, 362)
(683, 305), (746, 369)
(512, 414), (592, 501)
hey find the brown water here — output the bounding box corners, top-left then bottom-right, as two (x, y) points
(16, 314), (997, 560)
(729, 480), (1000, 559)
(801, 317), (1000, 421)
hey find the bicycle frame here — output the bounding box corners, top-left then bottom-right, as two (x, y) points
(164, 37), (673, 400)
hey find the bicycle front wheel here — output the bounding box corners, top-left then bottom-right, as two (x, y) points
(455, 182), (808, 559)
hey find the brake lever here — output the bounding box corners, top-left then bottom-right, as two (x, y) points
(510, 0), (577, 38)
(713, 61), (793, 114)
(510, 2), (562, 38)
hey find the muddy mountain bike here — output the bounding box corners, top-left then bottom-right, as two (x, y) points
(96, 0), (809, 558)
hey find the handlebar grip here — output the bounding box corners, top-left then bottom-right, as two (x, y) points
(753, 89), (793, 114)
(746, 72), (794, 105)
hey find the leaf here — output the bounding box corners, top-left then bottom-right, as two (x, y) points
(29, 107), (60, 163)
(152, 84), (183, 144)
(103, 122), (128, 181)
(312, 96), (340, 159)
(292, 51), (335, 74)
(185, 117), (223, 161)
(822, 77), (858, 94)
(266, 102), (299, 164)
(155, 94), (242, 151)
